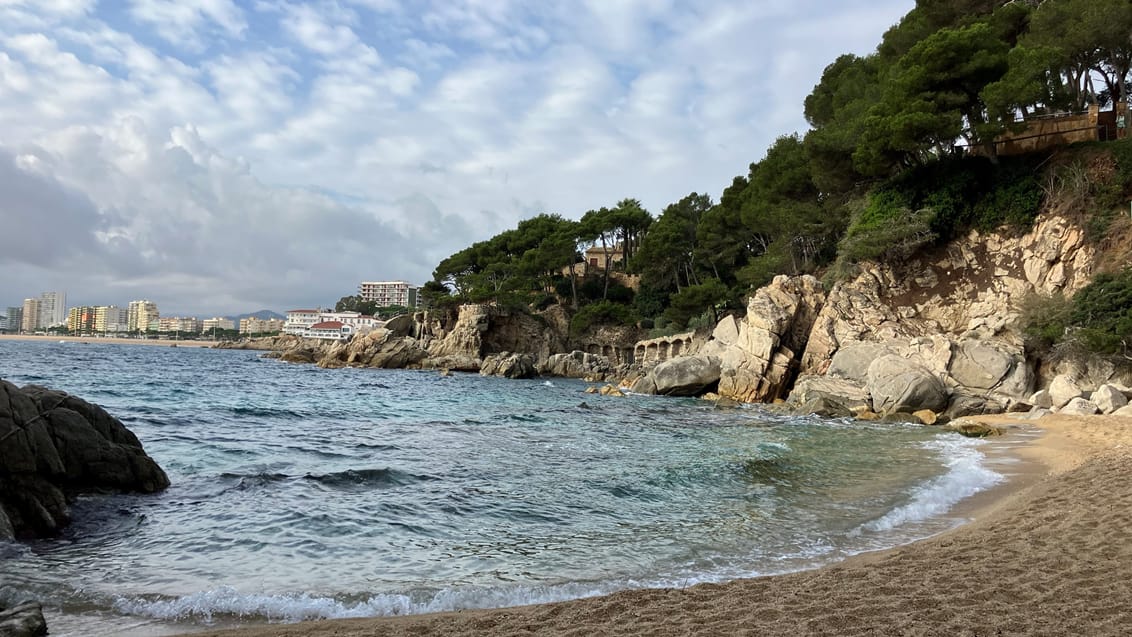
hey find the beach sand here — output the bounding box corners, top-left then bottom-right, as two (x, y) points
(0, 334), (216, 348)
(174, 414), (1132, 636)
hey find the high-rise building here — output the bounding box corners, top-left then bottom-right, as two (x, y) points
(67, 306), (97, 333)
(0, 314), (6, 332)
(21, 298), (40, 332)
(37, 291), (66, 328)
(4, 307), (22, 333)
(95, 306), (128, 333)
(358, 281), (418, 308)
(128, 300), (159, 332)
(158, 317), (201, 333)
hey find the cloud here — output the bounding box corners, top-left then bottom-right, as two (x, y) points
(0, 0), (916, 315)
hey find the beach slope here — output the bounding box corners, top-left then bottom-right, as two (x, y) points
(183, 415), (1132, 636)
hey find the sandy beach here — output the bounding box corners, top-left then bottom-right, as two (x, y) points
(169, 414), (1132, 637)
(0, 334), (216, 348)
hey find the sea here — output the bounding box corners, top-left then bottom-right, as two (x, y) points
(0, 340), (1025, 636)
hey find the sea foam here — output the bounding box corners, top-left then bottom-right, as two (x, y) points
(857, 436), (1003, 534)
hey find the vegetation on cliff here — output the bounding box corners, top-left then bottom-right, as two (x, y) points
(426, 0), (1132, 355)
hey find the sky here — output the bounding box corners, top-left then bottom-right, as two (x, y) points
(0, 0), (914, 317)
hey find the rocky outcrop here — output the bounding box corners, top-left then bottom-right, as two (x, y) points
(0, 601), (47, 637)
(631, 355), (722, 396)
(866, 355), (949, 414)
(540, 351), (614, 380)
(0, 381), (169, 540)
(698, 275), (825, 403)
(480, 353), (537, 379)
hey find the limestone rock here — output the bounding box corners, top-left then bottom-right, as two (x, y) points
(786, 375), (871, 417)
(648, 355), (722, 397)
(828, 342), (891, 383)
(0, 381), (169, 539)
(0, 601), (47, 637)
(867, 355), (949, 414)
(913, 409), (939, 425)
(700, 275), (824, 403)
(479, 352), (537, 379)
(1049, 375), (1084, 408)
(948, 340), (1027, 393)
(944, 419), (1004, 438)
(1112, 404), (1132, 417)
(1059, 397), (1099, 416)
(1091, 384), (1128, 414)
(1029, 389), (1053, 409)
(540, 351), (612, 379)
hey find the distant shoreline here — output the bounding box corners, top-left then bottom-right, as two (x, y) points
(0, 334), (217, 349)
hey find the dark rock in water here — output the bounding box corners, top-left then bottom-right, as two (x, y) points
(0, 601), (47, 637)
(0, 380), (170, 540)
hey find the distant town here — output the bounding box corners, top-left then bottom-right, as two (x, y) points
(0, 281), (420, 341)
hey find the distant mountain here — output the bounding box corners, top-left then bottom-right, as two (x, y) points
(227, 310), (285, 322)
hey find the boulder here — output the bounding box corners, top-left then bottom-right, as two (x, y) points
(648, 355), (722, 397)
(1091, 384), (1128, 414)
(1048, 375), (1084, 409)
(540, 351), (612, 379)
(1029, 389), (1053, 409)
(479, 352), (537, 379)
(943, 392), (1006, 420)
(913, 409), (939, 425)
(1112, 404), (1132, 417)
(944, 419), (1004, 438)
(867, 355), (949, 414)
(1059, 397), (1099, 416)
(0, 601), (47, 637)
(383, 314), (416, 338)
(828, 342), (891, 383)
(786, 375), (871, 417)
(0, 381), (169, 539)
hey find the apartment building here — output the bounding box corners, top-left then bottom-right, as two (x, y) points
(67, 306), (97, 333)
(38, 291), (66, 328)
(358, 281), (418, 308)
(239, 317), (284, 334)
(4, 307), (21, 333)
(284, 310), (380, 339)
(158, 317), (202, 333)
(21, 298), (39, 332)
(128, 300), (159, 332)
(95, 306), (129, 333)
(202, 318), (236, 332)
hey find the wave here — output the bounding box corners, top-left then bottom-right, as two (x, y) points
(111, 582), (616, 623)
(856, 436), (1003, 534)
(227, 406), (307, 419)
(305, 468), (437, 489)
(217, 468), (436, 491)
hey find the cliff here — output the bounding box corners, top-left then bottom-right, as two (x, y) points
(624, 208), (1130, 420)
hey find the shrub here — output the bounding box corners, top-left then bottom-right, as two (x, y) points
(569, 301), (640, 334)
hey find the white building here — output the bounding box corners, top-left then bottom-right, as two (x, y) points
(202, 317), (236, 332)
(21, 298), (40, 332)
(284, 310), (381, 338)
(95, 306), (128, 333)
(359, 281), (418, 308)
(38, 291), (66, 328)
(307, 320), (352, 341)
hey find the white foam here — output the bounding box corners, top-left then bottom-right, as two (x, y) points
(857, 436), (1003, 534)
(112, 583), (617, 623)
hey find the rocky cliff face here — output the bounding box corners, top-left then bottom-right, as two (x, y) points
(683, 212), (1100, 415)
(802, 213), (1094, 372)
(0, 381), (169, 540)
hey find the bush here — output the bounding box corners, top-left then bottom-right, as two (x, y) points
(1067, 269), (1132, 356)
(569, 301), (640, 334)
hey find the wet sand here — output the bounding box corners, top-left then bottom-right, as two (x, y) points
(0, 334), (216, 348)
(173, 414), (1132, 636)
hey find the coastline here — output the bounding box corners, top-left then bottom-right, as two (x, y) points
(0, 334), (217, 349)
(172, 413), (1132, 637)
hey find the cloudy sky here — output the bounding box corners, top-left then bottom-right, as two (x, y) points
(0, 0), (912, 317)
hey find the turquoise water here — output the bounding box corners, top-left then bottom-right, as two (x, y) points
(0, 341), (1003, 635)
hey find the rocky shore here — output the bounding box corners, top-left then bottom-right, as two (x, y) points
(0, 380), (171, 636)
(229, 211), (1129, 427)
